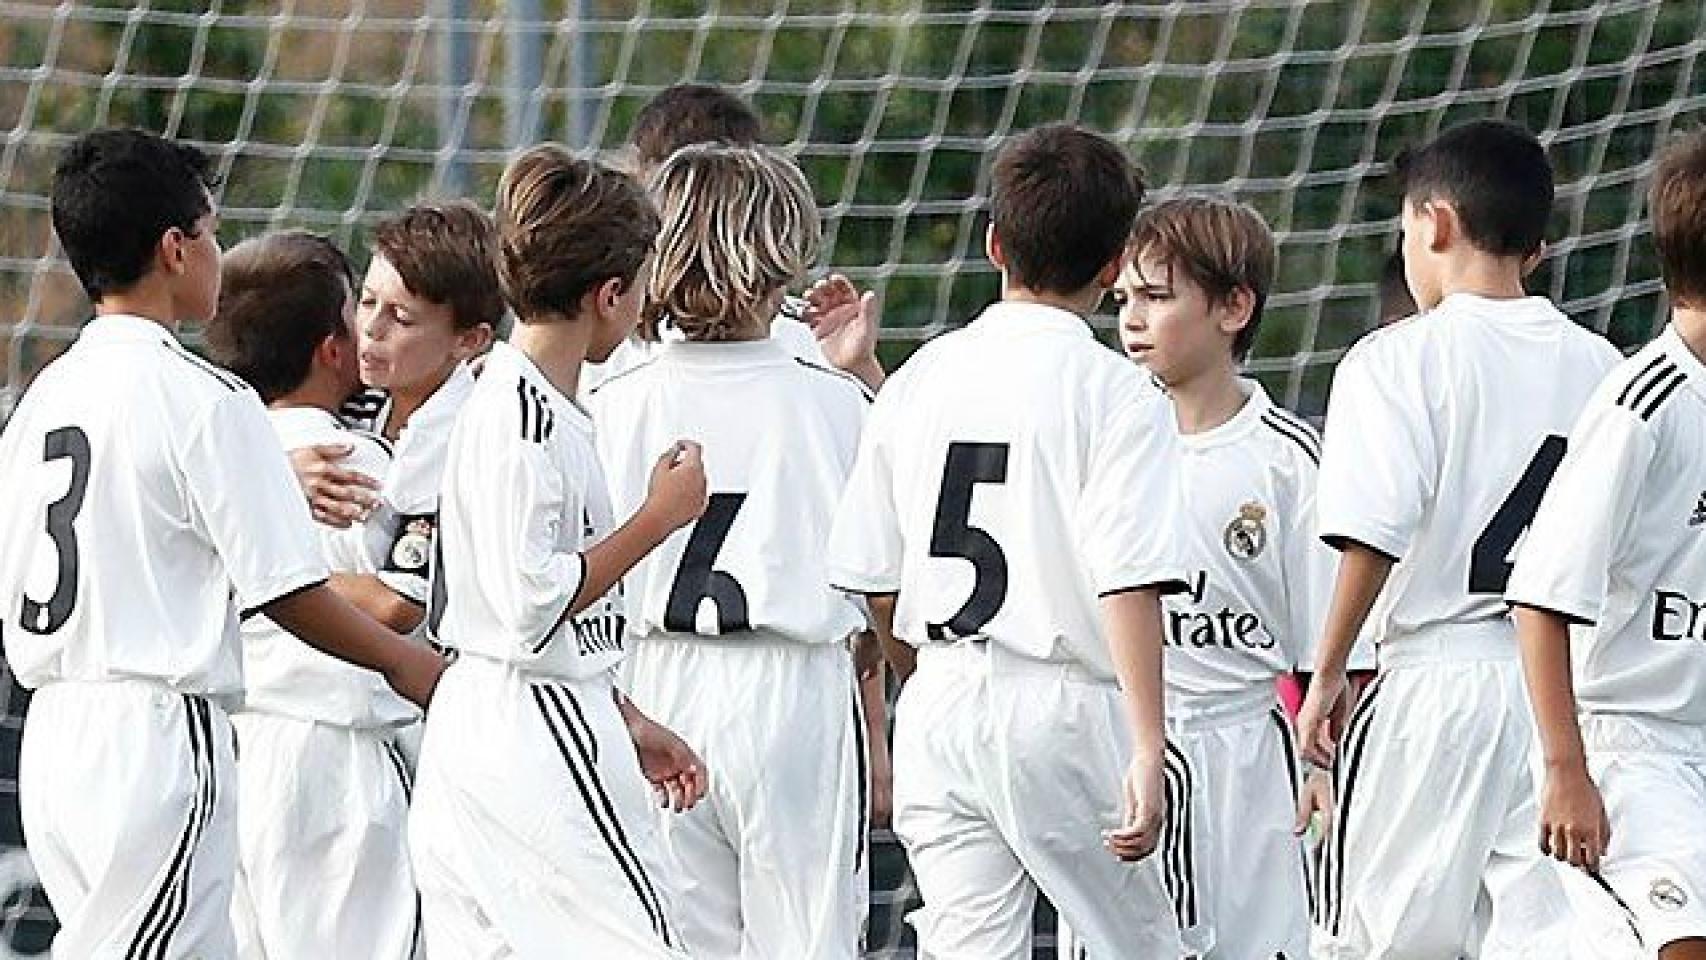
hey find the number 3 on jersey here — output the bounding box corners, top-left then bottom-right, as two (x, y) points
(21, 426), (92, 634)
(1469, 434), (1566, 594)
(665, 492), (751, 634)
(929, 442), (1010, 637)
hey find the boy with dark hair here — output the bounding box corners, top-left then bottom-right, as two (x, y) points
(628, 83), (764, 172)
(204, 231), (422, 959)
(1297, 118), (1620, 958)
(826, 123), (1194, 957)
(0, 128), (440, 957)
(1104, 195), (1365, 958)
(1509, 130), (1706, 960)
(408, 145), (709, 957)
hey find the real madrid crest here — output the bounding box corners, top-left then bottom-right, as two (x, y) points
(1223, 501), (1267, 560)
(1651, 877), (1689, 911)
(389, 516), (435, 574)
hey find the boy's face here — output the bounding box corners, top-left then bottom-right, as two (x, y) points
(176, 207), (223, 327)
(588, 254), (654, 363)
(1115, 250), (1238, 388)
(325, 283), (363, 398)
(357, 253), (468, 398)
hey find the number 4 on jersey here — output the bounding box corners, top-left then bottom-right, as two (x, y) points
(665, 492), (751, 634)
(1468, 434), (1566, 595)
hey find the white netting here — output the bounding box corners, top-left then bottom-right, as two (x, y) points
(0, 1), (1702, 955)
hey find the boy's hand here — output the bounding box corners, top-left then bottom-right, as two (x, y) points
(1103, 753), (1166, 862)
(642, 441), (709, 534)
(803, 274), (883, 387)
(383, 640), (447, 710)
(1297, 667), (1348, 769)
(1539, 762), (1611, 872)
(290, 443), (380, 528)
(626, 708), (708, 813)
(1294, 767), (1335, 837)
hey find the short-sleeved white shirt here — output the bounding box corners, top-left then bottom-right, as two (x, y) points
(1164, 381), (1363, 708)
(580, 305), (827, 396)
(239, 407), (417, 727)
(0, 315), (327, 697)
(433, 341), (625, 679)
(825, 301), (1187, 680)
(1316, 294), (1619, 645)
(351, 364), (476, 610)
(587, 338), (869, 645)
(1508, 326), (1706, 728)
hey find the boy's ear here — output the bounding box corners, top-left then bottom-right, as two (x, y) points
(454, 322), (495, 360)
(1218, 287), (1256, 338)
(158, 226), (191, 278)
(1093, 246), (1128, 290)
(1420, 200), (1455, 252)
(984, 223), (1006, 271)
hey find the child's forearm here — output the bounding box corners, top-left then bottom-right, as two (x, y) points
(867, 593), (914, 683)
(572, 509), (672, 615)
(1100, 588), (1166, 762)
(1315, 543), (1394, 677)
(1513, 605), (1589, 770)
(328, 572), (425, 633)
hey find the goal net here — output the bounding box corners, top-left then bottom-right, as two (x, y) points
(0, 1), (1701, 955)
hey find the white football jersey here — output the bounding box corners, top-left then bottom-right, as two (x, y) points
(433, 341), (626, 679)
(0, 315), (326, 697)
(587, 338), (868, 645)
(239, 407), (416, 727)
(1508, 325), (1706, 727)
(1163, 381), (1350, 707)
(825, 301), (1187, 680)
(580, 303), (827, 396)
(357, 364), (476, 609)
(1316, 294), (1619, 645)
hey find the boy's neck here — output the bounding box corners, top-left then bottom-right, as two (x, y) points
(1430, 254), (1529, 304)
(271, 375), (348, 417)
(1002, 281), (1102, 318)
(509, 317), (591, 399)
(385, 366), (456, 441)
(92, 284), (182, 332)
(1672, 305), (1706, 364)
(1166, 363), (1249, 436)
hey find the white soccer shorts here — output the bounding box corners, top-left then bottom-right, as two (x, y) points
(229, 713), (420, 959)
(408, 656), (687, 958)
(20, 682), (238, 959)
(1311, 632), (1577, 959)
(623, 637), (867, 958)
(1582, 715), (1706, 953)
(891, 642), (1193, 960)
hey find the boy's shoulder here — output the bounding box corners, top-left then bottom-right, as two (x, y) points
(1593, 333), (1696, 428)
(789, 357), (875, 406)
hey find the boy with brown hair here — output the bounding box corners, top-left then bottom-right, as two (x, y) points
(204, 231), (423, 959)
(1509, 130), (1706, 959)
(1104, 195), (1366, 958)
(826, 124), (1195, 958)
(407, 146), (709, 958)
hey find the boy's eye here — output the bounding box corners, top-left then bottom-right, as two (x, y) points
(1110, 289), (1128, 306)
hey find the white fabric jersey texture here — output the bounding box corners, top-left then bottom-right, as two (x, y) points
(1316, 293), (1620, 643)
(433, 341), (626, 678)
(825, 301), (1188, 679)
(357, 363), (476, 609)
(0, 314), (326, 698)
(587, 337), (869, 645)
(581, 305), (827, 395)
(239, 406), (416, 727)
(1508, 325), (1706, 732)
(1164, 379), (1370, 709)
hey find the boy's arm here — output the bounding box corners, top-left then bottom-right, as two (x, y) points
(328, 572), (425, 633)
(570, 442), (707, 614)
(1099, 587), (1167, 862)
(265, 584), (443, 708)
(1512, 605), (1607, 871)
(1296, 543), (1392, 766)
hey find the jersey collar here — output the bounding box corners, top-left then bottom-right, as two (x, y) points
(658, 337), (792, 368)
(1177, 378), (1271, 451)
(266, 404), (343, 433)
(1659, 323), (1706, 388)
(81, 312), (180, 346)
(970, 300), (1094, 338)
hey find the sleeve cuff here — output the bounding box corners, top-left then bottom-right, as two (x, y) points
(1098, 573), (1191, 598)
(826, 566), (902, 596)
(1319, 527), (1403, 563)
(1506, 596), (1597, 627)
(240, 572), (329, 621)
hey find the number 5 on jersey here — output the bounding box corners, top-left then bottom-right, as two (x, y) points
(928, 442), (1010, 638)
(665, 492), (751, 634)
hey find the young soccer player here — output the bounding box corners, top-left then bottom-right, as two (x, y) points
(203, 231), (423, 960)
(826, 123), (1195, 958)
(1295, 119), (1622, 958)
(584, 83), (885, 394)
(407, 145), (709, 958)
(0, 129), (442, 957)
(588, 143), (877, 958)
(1110, 195), (1352, 958)
(336, 202), (500, 633)
(1508, 130), (1706, 960)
